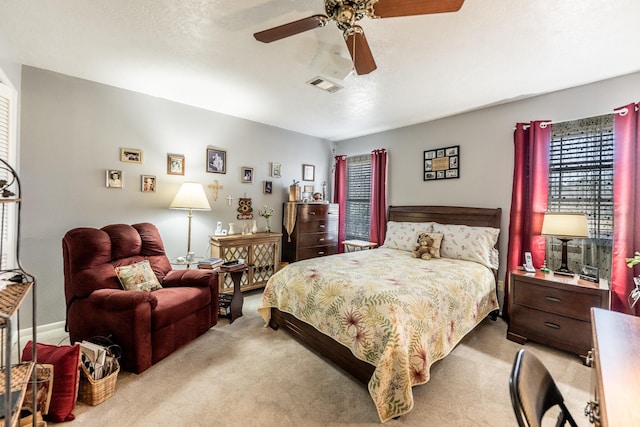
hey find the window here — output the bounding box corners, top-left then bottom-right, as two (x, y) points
(0, 77), (18, 270)
(547, 114), (613, 278)
(345, 154), (371, 241)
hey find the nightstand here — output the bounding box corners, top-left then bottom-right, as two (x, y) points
(507, 268), (609, 359)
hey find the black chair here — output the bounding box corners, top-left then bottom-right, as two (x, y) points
(509, 349), (578, 427)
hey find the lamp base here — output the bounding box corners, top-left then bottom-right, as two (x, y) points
(553, 269), (574, 277)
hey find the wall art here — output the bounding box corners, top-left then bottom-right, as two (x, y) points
(120, 148), (142, 163)
(106, 169), (123, 188)
(424, 145), (459, 181)
(167, 154), (185, 175)
(141, 175), (156, 192)
(206, 148), (226, 174)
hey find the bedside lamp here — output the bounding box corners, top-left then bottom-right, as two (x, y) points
(170, 182), (211, 256)
(541, 212), (589, 275)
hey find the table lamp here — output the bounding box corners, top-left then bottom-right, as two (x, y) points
(541, 212), (589, 275)
(169, 182), (211, 256)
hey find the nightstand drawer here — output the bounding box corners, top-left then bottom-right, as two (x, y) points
(510, 304), (592, 353)
(513, 281), (602, 321)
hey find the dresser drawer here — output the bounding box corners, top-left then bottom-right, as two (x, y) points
(297, 232), (338, 248)
(513, 280), (602, 321)
(298, 246), (338, 260)
(299, 219), (336, 233)
(510, 304), (592, 353)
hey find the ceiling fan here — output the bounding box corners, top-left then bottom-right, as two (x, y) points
(253, 0), (465, 75)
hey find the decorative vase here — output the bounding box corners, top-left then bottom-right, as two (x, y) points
(265, 217), (271, 233)
(252, 219), (258, 233)
(228, 222), (236, 235)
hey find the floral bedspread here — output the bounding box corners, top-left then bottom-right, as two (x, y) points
(258, 248), (499, 422)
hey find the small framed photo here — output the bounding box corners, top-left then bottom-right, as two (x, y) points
(120, 148), (142, 163)
(302, 164), (315, 181)
(206, 148), (226, 174)
(303, 185), (314, 193)
(579, 264), (599, 283)
(241, 167), (253, 183)
(167, 154), (185, 176)
(263, 180), (273, 194)
(106, 169), (123, 188)
(271, 162), (282, 178)
(141, 175), (156, 192)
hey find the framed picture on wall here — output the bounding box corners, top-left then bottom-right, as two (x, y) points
(167, 154), (185, 176)
(206, 148), (226, 174)
(141, 175), (156, 192)
(302, 164), (315, 181)
(271, 162), (282, 178)
(423, 145), (460, 181)
(264, 181), (273, 194)
(241, 167), (253, 183)
(106, 169), (123, 188)
(120, 148), (143, 163)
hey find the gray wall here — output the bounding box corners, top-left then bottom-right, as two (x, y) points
(19, 67), (332, 326)
(335, 71), (640, 284)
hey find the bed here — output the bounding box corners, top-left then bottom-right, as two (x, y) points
(258, 205), (501, 422)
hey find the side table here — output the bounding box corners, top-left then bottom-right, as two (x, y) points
(219, 263), (248, 324)
(342, 240), (377, 252)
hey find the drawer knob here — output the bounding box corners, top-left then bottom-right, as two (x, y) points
(318, 238), (325, 242)
(545, 296), (562, 303)
(309, 212), (316, 215)
(318, 251), (325, 255)
(319, 224), (326, 228)
(544, 321), (561, 329)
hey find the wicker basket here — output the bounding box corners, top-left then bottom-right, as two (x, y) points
(78, 360), (120, 406)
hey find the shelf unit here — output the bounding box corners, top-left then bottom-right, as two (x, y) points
(0, 158), (37, 427)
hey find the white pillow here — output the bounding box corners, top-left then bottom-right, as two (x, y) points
(382, 221), (436, 251)
(432, 223), (500, 269)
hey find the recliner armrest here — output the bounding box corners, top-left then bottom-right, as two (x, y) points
(88, 288), (158, 311)
(163, 269), (217, 289)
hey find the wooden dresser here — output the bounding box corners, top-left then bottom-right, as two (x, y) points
(281, 202), (338, 262)
(507, 269), (609, 359)
(587, 307), (640, 426)
(209, 232), (281, 294)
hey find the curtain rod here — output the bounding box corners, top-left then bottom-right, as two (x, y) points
(519, 106), (636, 130)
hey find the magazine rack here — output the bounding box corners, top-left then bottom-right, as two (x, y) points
(0, 158), (37, 427)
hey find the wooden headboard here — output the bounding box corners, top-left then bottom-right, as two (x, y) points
(387, 205), (501, 229)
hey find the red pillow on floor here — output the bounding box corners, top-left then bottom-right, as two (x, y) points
(22, 341), (81, 422)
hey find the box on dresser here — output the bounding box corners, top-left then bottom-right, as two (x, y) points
(507, 268), (609, 360)
(282, 202), (338, 262)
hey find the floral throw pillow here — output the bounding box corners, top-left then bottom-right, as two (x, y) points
(432, 223), (500, 269)
(382, 221), (436, 252)
(115, 260), (162, 291)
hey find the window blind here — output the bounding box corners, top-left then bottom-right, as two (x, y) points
(548, 115), (614, 240)
(0, 81), (16, 270)
(345, 154), (371, 241)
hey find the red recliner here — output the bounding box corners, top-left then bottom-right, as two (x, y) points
(62, 222), (218, 373)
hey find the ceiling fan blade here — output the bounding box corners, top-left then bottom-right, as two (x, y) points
(254, 15), (328, 43)
(371, 0), (464, 18)
(344, 26), (377, 75)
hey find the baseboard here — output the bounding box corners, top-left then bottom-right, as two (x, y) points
(18, 320), (67, 341)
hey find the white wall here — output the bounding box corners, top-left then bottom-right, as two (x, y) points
(335, 71), (640, 284)
(19, 67), (332, 326)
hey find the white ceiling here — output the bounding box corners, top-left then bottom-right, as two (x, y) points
(1, 0), (640, 141)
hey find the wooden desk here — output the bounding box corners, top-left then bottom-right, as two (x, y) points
(589, 308), (640, 426)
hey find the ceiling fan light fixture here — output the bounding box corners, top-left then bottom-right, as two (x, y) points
(307, 76), (344, 93)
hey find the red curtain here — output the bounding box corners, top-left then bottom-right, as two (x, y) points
(612, 103), (640, 314)
(333, 155), (347, 253)
(369, 149), (387, 245)
(504, 121), (551, 319)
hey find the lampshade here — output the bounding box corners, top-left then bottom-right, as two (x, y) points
(169, 182), (211, 211)
(541, 212), (589, 239)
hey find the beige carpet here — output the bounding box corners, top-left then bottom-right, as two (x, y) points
(49, 291), (592, 426)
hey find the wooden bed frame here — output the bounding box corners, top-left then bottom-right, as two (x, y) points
(268, 205), (502, 385)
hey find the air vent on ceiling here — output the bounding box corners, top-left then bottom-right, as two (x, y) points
(307, 76), (343, 93)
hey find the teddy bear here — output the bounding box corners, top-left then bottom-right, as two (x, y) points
(412, 233), (436, 260)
